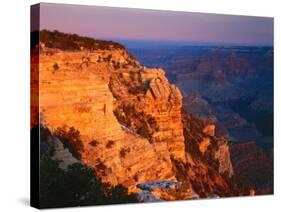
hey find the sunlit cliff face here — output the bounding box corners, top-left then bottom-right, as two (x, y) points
(31, 31), (236, 199)
(34, 45), (184, 190)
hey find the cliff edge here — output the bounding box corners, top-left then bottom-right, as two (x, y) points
(32, 30), (236, 199)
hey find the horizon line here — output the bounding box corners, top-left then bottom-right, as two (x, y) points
(37, 29), (274, 48)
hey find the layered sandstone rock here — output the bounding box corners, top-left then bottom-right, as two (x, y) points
(181, 113), (234, 197)
(214, 139), (234, 177)
(32, 31), (236, 198)
(35, 46), (178, 191)
(109, 67), (186, 163)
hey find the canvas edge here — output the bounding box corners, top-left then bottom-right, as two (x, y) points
(30, 3), (40, 209)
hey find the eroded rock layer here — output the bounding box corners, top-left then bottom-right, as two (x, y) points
(37, 47), (179, 190)
(109, 67), (186, 163)
(32, 30), (237, 198)
(181, 113), (234, 197)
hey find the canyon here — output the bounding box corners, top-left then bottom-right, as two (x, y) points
(129, 44), (274, 194)
(31, 30), (269, 201)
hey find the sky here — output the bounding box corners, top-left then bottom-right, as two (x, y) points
(37, 3), (273, 46)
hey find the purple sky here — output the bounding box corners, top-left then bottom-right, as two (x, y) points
(38, 3), (273, 46)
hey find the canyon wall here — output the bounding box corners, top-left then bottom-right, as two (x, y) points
(32, 31), (236, 198)
(37, 47), (180, 190)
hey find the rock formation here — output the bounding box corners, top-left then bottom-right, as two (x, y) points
(51, 137), (80, 170)
(109, 67), (186, 163)
(181, 113), (234, 197)
(35, 40), (178, 191)
(32, 30), (238, 199)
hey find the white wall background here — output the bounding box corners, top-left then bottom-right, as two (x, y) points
(0, 0), (279, 211)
